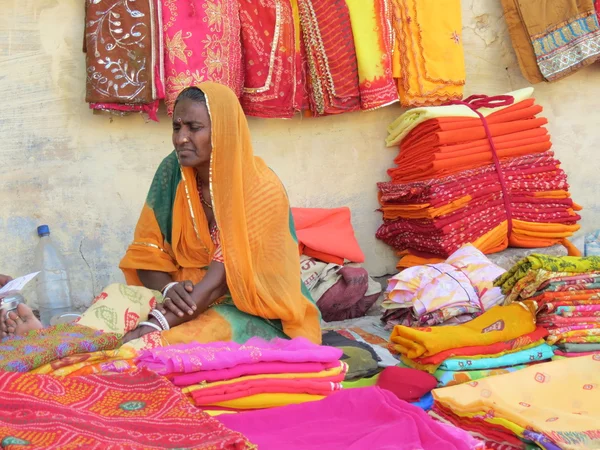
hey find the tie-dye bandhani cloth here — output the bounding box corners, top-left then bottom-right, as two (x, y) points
(432, 355), (600, 450)
(0, 369), (253, 449)
(0, 324), (120, 373)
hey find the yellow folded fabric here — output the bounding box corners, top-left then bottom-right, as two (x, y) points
(390, 302), (537, 358)
(207, 393), (325, 410)
(30, 348), (137, 376)
(182, 362), (347, 394)
(400, 338), (546, 374)
(433, 356), (600, 450)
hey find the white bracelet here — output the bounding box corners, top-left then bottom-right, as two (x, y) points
(162, 281), (178, 298)
(150, 309), (170, 331)
(139, 321), (162, 332)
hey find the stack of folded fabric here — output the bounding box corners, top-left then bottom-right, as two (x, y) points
(382, 244), (506, 328)
(377, 88), (582, 269)
(389, 302), (554, 387)
(432, 355), (600, 449)
(496, 254), (600, 357)
(136, 337), (345, 411)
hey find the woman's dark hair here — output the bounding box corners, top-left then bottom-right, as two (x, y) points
(174, 87), (206, 108)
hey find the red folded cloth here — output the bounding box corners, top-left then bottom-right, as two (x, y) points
(376, 366), (437, 402)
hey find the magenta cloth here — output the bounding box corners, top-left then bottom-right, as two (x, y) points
(173, 360), (342, 386)
(136, 338), (343, 375)
(218, 387), (482, 450)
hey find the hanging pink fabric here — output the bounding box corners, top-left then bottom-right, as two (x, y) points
(162, 0), (243, 115)
(445, 94), (515, 237)
(218, 387), (484, 450)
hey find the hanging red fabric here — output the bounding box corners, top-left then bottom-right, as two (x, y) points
(444, 94), (516, 237)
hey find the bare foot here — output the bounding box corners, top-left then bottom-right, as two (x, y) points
(4, 303), (43, 337)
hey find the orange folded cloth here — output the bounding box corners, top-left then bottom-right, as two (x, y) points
(292, 207), (365, 264)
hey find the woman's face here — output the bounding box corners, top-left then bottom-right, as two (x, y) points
(172, 98), (212, 167)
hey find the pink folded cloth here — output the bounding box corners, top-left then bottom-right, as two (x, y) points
(192, 378), (343, 405)
(172, 361), (342, 386)
(137, 337), (342, 375)
(218, 387), (483, 450)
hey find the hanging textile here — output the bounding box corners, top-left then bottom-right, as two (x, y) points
(162, 0), (243, 115)
(297, 0), (361, 116)
(391, 0), (465, 106)
(238, 0), (303, 118)
(84, 0), (164, 120)
(501, 0), (600, 83)
(345, 0), (399, 110)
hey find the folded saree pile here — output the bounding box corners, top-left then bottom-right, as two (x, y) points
(496, 254), (600, 355)
(390, 302), (554, 387)
(432, 355), (600, 450)
(377, 88), (581, 268)
(0, 369), (253, 449)
(84, 0), (165, 121)
(501, 0), (600, 84)
(219, 387), (484, 450)
(382, 245), (506, 328)
(136, 337), (345, 410)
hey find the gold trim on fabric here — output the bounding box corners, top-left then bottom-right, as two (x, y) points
(179, 164), (202, 240)
(148, 0), (157, 99)
(243, 0), (282, 94)
(205, 94), (218, 229)
(132, 241), (167, 253)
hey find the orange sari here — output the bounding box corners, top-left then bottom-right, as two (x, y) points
(120, 82), (321, 345)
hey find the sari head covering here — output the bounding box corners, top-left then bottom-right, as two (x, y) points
(120, 82), (321, 344)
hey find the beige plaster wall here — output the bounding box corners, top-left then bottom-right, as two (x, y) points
(1, 0), (599, 308)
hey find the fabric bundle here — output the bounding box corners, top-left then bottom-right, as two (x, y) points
(0, 369), (253, 449)
(301, 256), (382, 322)
(377, 88), (581, 269)
(501, 0), (600, 84)
(391, 0), (465, 106)
(136, 337), (345, 410)
(84, 0), (165, 121)
(219, 387), (484, 450)
(432, 355), (600, 450)
(390, 302), (555, 387)
(295, 207), (382, 322)
(496, 254), (600, 356)
(382, 245), (506, 328)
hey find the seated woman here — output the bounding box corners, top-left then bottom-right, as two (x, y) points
(0, 83), (321, 349)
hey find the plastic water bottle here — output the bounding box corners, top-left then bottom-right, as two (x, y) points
(34, 225), (73, 326)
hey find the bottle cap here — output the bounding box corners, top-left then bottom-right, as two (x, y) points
(37, 225), (50, 236)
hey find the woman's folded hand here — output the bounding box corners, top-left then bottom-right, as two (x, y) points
(160, 280), (197, 317)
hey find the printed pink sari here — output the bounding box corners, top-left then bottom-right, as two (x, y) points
(162, 0), (243, 114)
